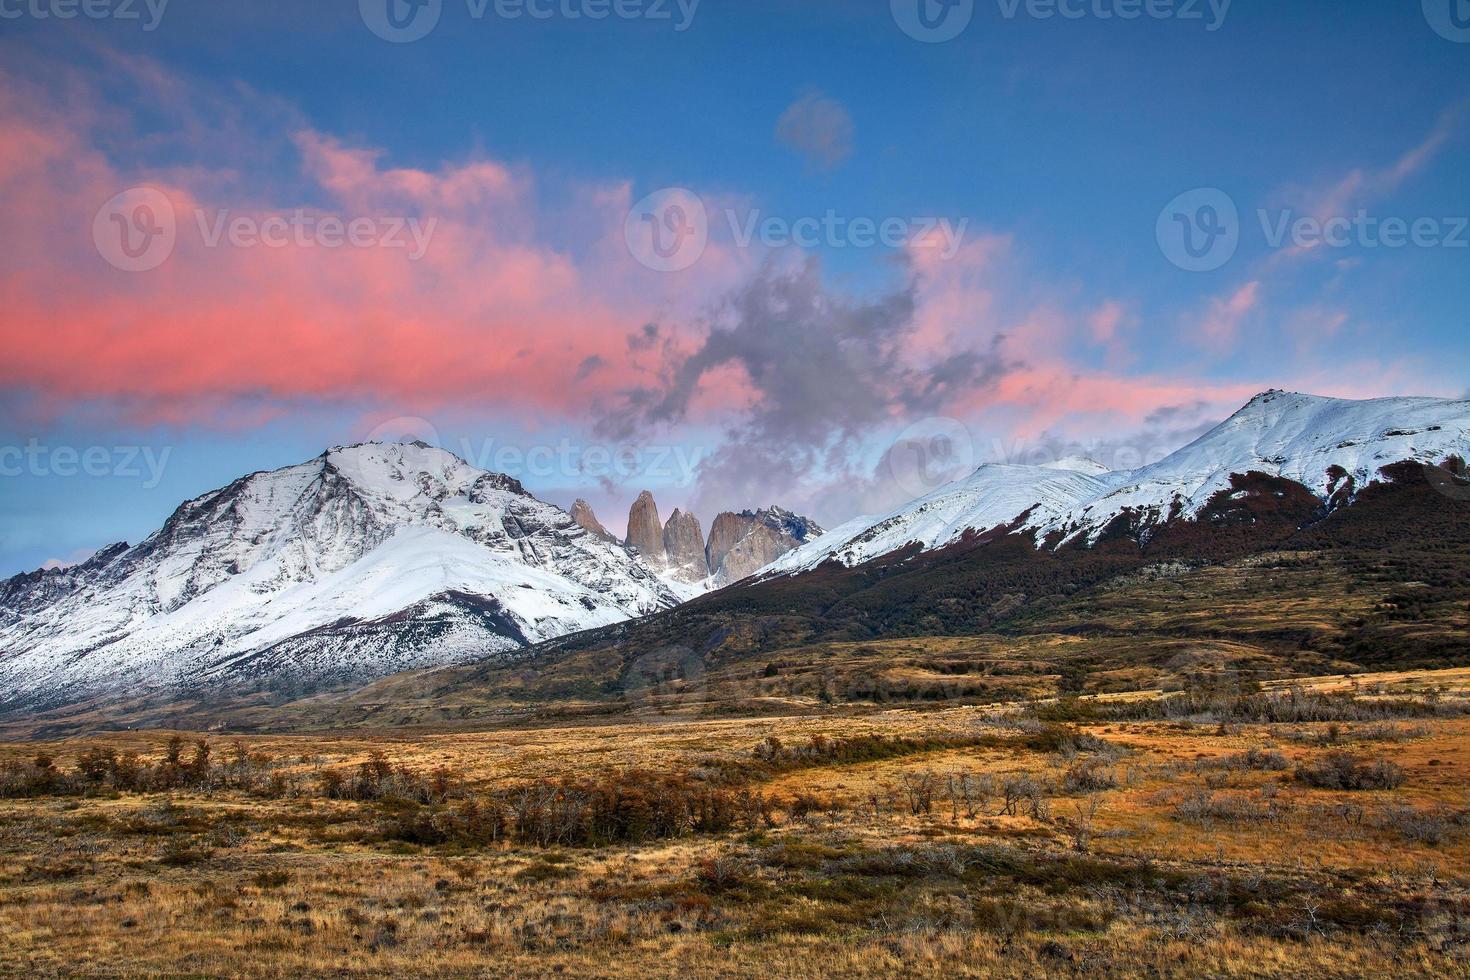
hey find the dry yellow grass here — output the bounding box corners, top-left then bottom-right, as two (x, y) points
(0, 668), (1467, 977)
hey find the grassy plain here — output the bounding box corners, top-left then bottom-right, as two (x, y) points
(0, 669), (1467, 978)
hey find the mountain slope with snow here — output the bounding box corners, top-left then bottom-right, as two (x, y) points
(0, 443), (678, 709)
(764, 391), (1470, 576)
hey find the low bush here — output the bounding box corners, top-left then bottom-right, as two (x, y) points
(1042, 686), (1470, 725)
(1293, 753), (1405, 791)
(1062, 761), (1118, 794)
(1173, 790), (1279, 825)
(493, 771), (774, 848)
(1199, 749), (1291, 772)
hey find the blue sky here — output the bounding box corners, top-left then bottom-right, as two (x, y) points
(0, 0), (1467, 574)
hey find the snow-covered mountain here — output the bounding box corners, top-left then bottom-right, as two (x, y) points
(763, 391), (1470, 576)
(0, 443), (678, 710)
(5, 392), (1464, 715)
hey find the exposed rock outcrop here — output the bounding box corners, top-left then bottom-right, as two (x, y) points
(624, 491), (666, 566)
(754, 506), (823, 546)
(705, 507), (827, 586)
(704, 511), (755, 576)
(570, 499), (616, 543)
(712, 522), (792, 586)
(620, 493), (823, 587)
(662, 508), (708, 583)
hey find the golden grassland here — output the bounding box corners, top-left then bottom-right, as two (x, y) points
(0, 669), (1468, 977)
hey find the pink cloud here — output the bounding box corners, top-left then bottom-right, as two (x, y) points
(0, 59), (755, 429)
(0, 47), (1451, 491)
(1195, 281), (1262, 350)
(902, 238), (1260, 443)
(1087, 300), (1139, 368)
(1270, 101), (1467, 262)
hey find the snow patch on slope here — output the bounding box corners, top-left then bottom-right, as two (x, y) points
(764, 391), (1470, 576)
(0, 443), (678, 708)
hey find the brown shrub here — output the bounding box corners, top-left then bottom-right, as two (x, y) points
(1294, 753), (1405, 791)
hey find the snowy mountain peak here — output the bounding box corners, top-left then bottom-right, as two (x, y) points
(0, 443), (678, 711)
(1041, 455), (1111, 476)
(763, 392), (1470, 577)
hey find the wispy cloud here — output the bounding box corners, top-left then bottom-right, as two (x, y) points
(1195, 281), (1262, 350)
(1270, 100), (1469, 262)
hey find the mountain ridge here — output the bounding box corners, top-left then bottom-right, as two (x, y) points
(2, 391), (1465, 721)
(765, 390), (1470, 577)
(0, 442), (679, 710)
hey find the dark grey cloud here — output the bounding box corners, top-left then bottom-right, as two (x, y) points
(628, 323), (661, 353)
(775, 90), (854, 171)
(574, 355), (606, 381)
(599, 258), (1021, 525)
(1143, 401), (1209, 427)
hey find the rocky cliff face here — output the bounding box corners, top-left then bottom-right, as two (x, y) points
(703, 512), (752, 575)
(661, 508), (708, 583)
(570, 499), (616, 542)
(624, 490), (666, 567)
(621, 493), (824, 588)
(701, 507), (827, 586)
(754, 506), (823, 546)
(711, 521), (793, 586)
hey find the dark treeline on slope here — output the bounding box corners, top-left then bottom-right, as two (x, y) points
(510, 465), (1470, 692)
